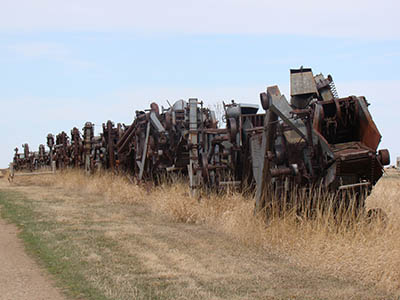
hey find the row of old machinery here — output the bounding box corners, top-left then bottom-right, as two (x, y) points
(12, 68), (390, 214)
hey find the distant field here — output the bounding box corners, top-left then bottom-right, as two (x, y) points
(0, 169), (399, 300)
(0, 168), (8, 178)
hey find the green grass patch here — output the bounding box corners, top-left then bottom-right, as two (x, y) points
(0, 190), (109, 300)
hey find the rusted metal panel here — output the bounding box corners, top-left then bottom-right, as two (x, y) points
(290, 68), (318, 108)
(357, 97), (381, 151)
(290, 68), (318, 96)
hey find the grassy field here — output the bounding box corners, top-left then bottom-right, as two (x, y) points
(0, 169), (399, 299)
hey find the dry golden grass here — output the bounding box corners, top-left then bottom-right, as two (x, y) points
(154, 174), (400, 293)
(6, 168), (400, 298)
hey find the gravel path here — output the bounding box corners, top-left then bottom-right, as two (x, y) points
(0, 213), (65, 300)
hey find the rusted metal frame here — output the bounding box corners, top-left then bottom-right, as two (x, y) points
(338, 182), (370, 190)
(117, 122), (135, 149)
(138, 120), (151, 181)
(292, 108), (316, 177)
(83, 123), (94, 174)
(104, 120), (116, 171)
(118, 125), (137, 155)
(71, 128), (81, 168)
(188, 98), (201, 196)
(262, 87), (307, 140)
(255, 88), (280, 212)
(318, 96), (353, 106)
(244, 126), (264, 133)
(194, 163), (228, 171)
(202, 128), (229, 134)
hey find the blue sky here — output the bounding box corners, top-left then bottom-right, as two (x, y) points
(0, 1), (399, 167)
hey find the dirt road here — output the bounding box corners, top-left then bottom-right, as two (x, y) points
(0, 212), (65, 300)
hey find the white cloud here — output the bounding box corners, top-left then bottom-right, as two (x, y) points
(1, 0), (399, 39)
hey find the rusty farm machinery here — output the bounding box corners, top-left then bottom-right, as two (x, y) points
(11, 68), (390, 215)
